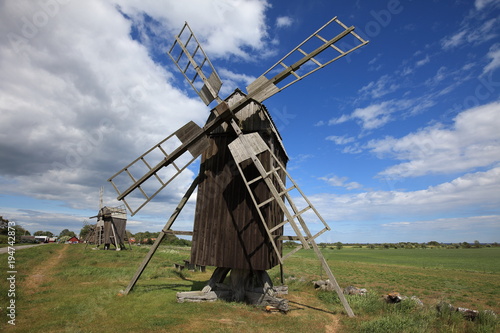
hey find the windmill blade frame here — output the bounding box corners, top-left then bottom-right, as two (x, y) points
(246, 17), (369, 103)
(168, 22), (223, 106)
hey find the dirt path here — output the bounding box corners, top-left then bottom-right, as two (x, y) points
(287, 292), (341, 332)
(23, 244), (69, 294)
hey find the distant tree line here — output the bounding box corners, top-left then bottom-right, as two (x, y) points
(78, 225), (192, 247)
(314, 240), (499, 249)
(0, 216), (31, 244)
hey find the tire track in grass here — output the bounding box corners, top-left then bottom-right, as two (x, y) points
(23, 244), (68, 294)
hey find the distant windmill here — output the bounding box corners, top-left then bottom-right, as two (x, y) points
(87, 187), (129, 251)
(109, 17), (368, 316)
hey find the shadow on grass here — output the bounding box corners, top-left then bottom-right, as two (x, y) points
(288, 300), (339, 315)
(133, 283), (191, 292)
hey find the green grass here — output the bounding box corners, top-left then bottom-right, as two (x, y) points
(320, 247), (500, 273)
(0, 244), (498, 332)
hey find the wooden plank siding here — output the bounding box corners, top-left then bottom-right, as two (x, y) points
(190, 90), (288, 270)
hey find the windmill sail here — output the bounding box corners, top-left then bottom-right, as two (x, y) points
(246, 17), (368, 103)
(168, 22), (223, 106)
(108, 121), (209, 215)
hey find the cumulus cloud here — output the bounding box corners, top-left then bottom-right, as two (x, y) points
(366, 102), (500, 178)
(114, 0), (271, 60)
(309, 166), (500, 224)
(0, 0), (274, 225)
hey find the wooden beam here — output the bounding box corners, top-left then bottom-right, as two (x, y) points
(122, 175), (200, 295)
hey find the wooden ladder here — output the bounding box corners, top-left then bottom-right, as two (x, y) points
(228, 132), (355, 317)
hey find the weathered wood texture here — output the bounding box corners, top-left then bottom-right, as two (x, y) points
(89, 207), (127, 248)
(191, 90), (288, 270)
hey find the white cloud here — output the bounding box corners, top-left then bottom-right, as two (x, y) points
(350, 100), (412, 130)
(425, 66), (448, 86)
(0, 0), (274, 219)
(276, 16), (293, 28)
(328, 114), (350, 125)
(218, 68), (257, 96)
(441, 17), (498, 50)
(367, 102), (500, 178)
(309, 166), (500, 223)
(381, 215), (500, 232)
(326, 135), (355, 145)
(475, 0), (498, 10)
(483, 43), (500, 74)
(358, 75), (399, 99)
(319, 175), (362, 190)
(114, 0), (271, 60)
(441, 30), (467, 49)
(415, 55), (430, 67)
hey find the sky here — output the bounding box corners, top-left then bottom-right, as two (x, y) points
(0, 0), (499, 243)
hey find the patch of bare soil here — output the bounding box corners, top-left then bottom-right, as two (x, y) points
(287, 292), (341, 332)
(23, 244), (68, 294)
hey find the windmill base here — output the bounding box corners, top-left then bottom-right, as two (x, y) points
(176, 268), (289, 312)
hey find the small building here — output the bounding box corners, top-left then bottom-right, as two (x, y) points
(67, 236), (80, 244)
(34, 235), (49, 243)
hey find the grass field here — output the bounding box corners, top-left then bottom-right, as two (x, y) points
(0, 244), (498, 332)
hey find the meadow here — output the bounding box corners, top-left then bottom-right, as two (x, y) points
(0, 244), (498, 332)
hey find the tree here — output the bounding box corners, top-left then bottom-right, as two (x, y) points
(0, 217), (31, 242)
(34, 231), (54, 237)
(473, 240), (482, 248)
(0, 216), (8, 230)
(427, 240), (440, 247)
(335, 242), (343, 250)
(79, 225), (92, 240)
(59, 235), (71, 243)
(461, 241), (471, 248)
(59, 229), (76, 238)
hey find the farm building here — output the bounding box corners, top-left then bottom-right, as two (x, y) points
(67, 236), (80, 244)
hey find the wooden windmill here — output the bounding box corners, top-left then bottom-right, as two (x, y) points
(109, 17), (368, 316)
(87, 187), (129, 250)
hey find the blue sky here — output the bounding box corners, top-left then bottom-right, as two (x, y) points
(0, 0), (499, 243)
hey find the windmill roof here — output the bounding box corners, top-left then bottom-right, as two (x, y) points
(224, 89), (289, 160)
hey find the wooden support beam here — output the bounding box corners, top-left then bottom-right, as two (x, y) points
(121, 175), (200, 295)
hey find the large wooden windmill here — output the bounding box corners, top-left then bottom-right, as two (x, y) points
(109, 17), (368, 316)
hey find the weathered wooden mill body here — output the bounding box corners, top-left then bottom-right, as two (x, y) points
(88, 206), (128, 250)
(191, 90), (287, 272)
(108, 16), (368, 316)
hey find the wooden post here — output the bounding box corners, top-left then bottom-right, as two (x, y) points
(110, 222), (120, 251)
(310, 240), (355, 317)
(122, 175), (200, 295)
